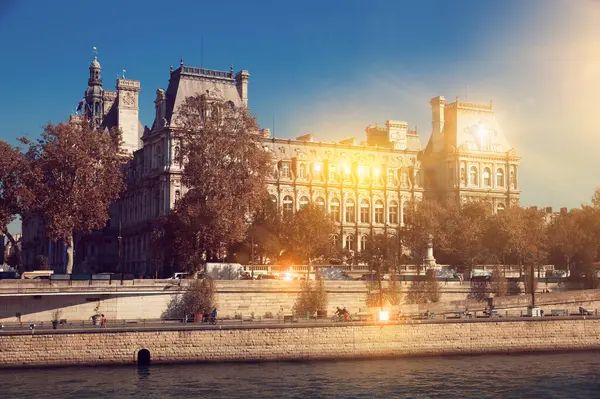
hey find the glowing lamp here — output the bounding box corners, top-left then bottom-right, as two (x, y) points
(358, 166), (366, 176)
(373, 167), (381, 176)
(378, 310), (389, 322)
(313, 163), (322, 173)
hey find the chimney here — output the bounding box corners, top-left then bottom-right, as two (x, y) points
(545, 207), (553, 214)
(430, 96), (446, 136)
(560, 207), (568, 214)
(235, 70), (250, 106)
(154, 88), (166, 127)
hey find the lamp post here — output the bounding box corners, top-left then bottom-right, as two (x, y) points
(251, 235), (255, 279)
(117, 221), (122, 274)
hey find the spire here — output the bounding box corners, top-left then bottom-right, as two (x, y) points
(85, 46), (104, 128)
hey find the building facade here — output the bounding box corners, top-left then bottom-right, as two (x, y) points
(423, 96), (520, 210)
(22, 55), (520, 275)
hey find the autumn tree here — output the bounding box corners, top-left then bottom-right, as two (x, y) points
(282, 203), (337, 268)
(0, 141), (36, 271)
(406, 269), (441, 304)
(490, 265), (508, 297)
(400, 199), (448, 273)
(293, 277), (328, 317)
(444, 201), (490, 273)
(164, 98), (272, 272)
(21, 122), (124, 273)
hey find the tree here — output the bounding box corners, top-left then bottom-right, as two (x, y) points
(166, 98), (272, 271)
(490, 265), (508, 297)
(401, 199), (448, 273)
(293, 277), (328, 317)
(283, 203), (337, 268)
(444, 201), (490, 274)
(21, 122), (125, 274)
(0, 141), (35, 271)
(182, 278), (216, 316)
(406, 269), (441, 304)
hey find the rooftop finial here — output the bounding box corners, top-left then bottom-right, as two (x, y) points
(93, 46), (98, 60)
(170, 65), (173, 72)
(122, 68), (126, 79)
(230, 64), (234, 74)
(180, 57), (184, 67)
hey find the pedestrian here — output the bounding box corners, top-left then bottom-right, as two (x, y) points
(100, 314), (107, 328)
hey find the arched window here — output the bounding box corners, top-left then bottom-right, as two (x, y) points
(299, 196), (309, 209)
(269, 194), (277, 203)
(283, 195), (294, 216)
(330, 198), (340, 222)
(360, 199), (370, 223)
(375, 200), (384, 224)
(361, 235), (368, 252)
(469, 166), (478, 186)
(483, 168), (491, 186)
(345, 234), (354, 251)
(298, 163), (306, 179)
(345, 198), (355, 223)
(389, 200), (398, 224)
(315, 197), (325, 211)
(496, 168), (504, 187)
(497, 203), (505, 213)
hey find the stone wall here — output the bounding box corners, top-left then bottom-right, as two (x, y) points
(0, 280), (583, 323)
(1, 319), (599, 368)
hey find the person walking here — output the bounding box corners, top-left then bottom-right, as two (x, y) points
(100, 314), (107, 328)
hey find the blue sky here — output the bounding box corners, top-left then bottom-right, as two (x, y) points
(2, 0), (600, 234)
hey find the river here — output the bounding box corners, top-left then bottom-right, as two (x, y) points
(1, 352), (599, 398)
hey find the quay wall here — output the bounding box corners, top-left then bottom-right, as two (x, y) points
(0, 319), (599, 368)
(0, 280), (588, 324)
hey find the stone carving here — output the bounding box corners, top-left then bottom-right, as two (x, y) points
(120, 91), (136, 107)
(155, 88), (166, 102)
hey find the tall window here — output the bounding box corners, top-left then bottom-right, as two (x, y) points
(345, 198), (355, 223)
(332, 234), (339, 247)
(360, 199), (370, 223)
(330, 198), (340, 222)
(329, 165), (339, 182)
(387, 168), (397, 186)
(469, 166), (479, 186)
(315, 197), (325, 211)
(496, 168), (504, 187)
(298, 163), (306, 179)
(402, 202), (410, 225)
(345, 234), (354, 251)
(361, 235), (368, 252)
(280, 162), (290, 179)
(154, 145), (162, 169)
(389, 200), (398, 224)
(299, 196), (309, 209)
(483, 168), (491, 186)
(401, 170), (409, 187)
(283, 195), (294, 216)
(375, 200), (384, 224)
(497, 203), (505, 213)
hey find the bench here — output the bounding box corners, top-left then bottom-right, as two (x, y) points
(579, 307), (593, 316)
(411, 312), (435, 320)
(550, 309), (568, 317)
(59, 319), (68, 325)
(445, 312), (463, 319)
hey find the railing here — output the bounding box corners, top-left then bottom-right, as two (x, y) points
(181, 66), (234, 79)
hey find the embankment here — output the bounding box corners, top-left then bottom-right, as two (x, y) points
(1, 319), (599, 368)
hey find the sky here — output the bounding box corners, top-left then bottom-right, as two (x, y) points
(1, 0), (600, 234)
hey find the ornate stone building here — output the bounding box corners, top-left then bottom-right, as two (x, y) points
(264, 121), (424, 254)
(423, 96), (520, 211)
(21, 55), (520, 275)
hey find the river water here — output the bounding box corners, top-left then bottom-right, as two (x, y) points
(2, 352), (599, 398)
